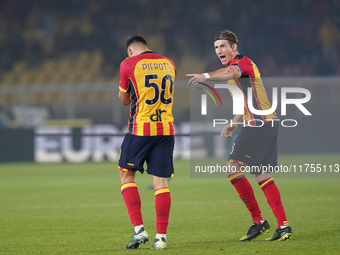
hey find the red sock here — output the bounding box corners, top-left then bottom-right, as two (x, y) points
(229, 173), (264, 225)
(121, 182), (143, 226)
(155, 188), (171, 234)
(259, 178), (288, 228)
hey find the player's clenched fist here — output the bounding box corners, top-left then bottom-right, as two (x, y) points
(220, 123), (237, 138)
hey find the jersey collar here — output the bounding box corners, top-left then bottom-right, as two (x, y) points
(233, 53), (240, 60)
(140, 50), (154, 55)
(227, 53), (240, 66)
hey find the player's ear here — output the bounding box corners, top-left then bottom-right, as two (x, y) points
(127, 48), (133, 58)
(232, 43), (238, 52)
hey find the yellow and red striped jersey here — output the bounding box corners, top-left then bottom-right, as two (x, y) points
(119, 50), (176, 136)
(228, 54), (277, 125)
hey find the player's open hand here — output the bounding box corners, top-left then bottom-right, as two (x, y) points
(186, 74), (206, 85)
(220, 123), (237, 138)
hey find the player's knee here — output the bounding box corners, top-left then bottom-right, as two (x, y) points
(152, 176), (168, 190)
(226, 161), (242, 177)
(119, 170), (135, 184)
(255, 172), (272, 183)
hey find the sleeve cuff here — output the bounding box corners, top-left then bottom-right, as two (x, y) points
(119, 86), (128, 93)
(231, 64), (243, 76)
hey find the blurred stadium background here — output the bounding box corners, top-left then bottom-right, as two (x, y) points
(0, 0), (339, 162)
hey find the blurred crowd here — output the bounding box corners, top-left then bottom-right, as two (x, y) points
(0, 0), (340, 79)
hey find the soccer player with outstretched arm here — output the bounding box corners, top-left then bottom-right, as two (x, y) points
(186, 30), (292, 241)
(118, 35), (176, 250)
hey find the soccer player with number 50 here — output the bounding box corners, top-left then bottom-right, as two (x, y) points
(118, 35), (176, 250)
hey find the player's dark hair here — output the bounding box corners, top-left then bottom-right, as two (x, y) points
(126, 35), (148, 55)
(214, 30), (238, 47)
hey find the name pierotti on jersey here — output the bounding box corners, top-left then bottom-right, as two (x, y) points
(142, 62), (173, 72)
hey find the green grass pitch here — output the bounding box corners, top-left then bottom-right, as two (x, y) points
(1, 154), (340, 254)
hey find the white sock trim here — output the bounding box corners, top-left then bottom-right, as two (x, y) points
(134, 224), (144, 233)
(155, 233), (166, 240)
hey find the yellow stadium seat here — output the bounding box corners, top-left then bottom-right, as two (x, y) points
(87, 91), (98, 102)
(59, 61), (70, 73)
(43, 61), (56, 73)
(57, 92), (66, 103)
(50, 73), (60, 84)
(17, 72), (30, 85)
(13, 62), (27, 73)
(0, 94), (7, 103)
(35, 73), (45, 85)
(1, 73), (15, 85)
(11, 93), (21, 104)
(74, 91), (83, 102)
(42, 92), (53, 104)
(102, 91), (113, 102)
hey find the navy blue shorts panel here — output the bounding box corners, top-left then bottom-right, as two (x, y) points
(228, 121), (278, 173)
(118, 134), (174, 178)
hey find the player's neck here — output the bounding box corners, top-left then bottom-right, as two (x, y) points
(227, 52), (239, 66)
(139, 49), (151, 54)
(128, 47), (150, 57)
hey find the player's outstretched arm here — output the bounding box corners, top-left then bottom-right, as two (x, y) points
(118, 91), (131, 106)
(186, 66), (241, 85)
(209, 65), (241, 81)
